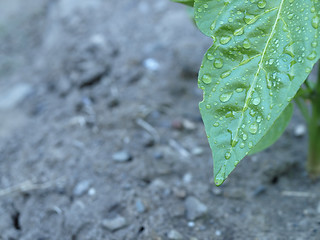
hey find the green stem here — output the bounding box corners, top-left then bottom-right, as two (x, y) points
(307, 62), (320, 178)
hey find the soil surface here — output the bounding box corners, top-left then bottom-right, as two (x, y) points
(0, 0), (320, 239)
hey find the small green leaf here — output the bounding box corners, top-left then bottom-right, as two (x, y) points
(249, 103), (293, 155)
(172, 0), (194, 7)
(194, 0), (320, 185)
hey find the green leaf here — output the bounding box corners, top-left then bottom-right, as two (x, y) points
(249, 103), (293, 155)
(194, 0), (320, 185)
(172, 0), (194, 7)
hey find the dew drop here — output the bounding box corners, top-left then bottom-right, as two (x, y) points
(219, 92), (233, 102)
(312, 41), (318, 48)
(210, 22), (216, 30)
(213, 122), (219, 127)
(306, 67), (311, 74)
(202, 74), (212, 84)
(252, 97), (261, 106)
(215, 166), (226, 186)
(206, 104), (211, 109)
(242, 133), (248, 141)
(248, 142), (253, 149)
(240, 142), (245, 148)
(234, 28), (244, 36)
(225, 152), (231, 160)
(249, 109), (256, 117)
(220, 36), (231, 45)
(257, 0), (266, 9)
(221, 70), (231, 79)
(214, 58), (224, 68)
(287, 13), (294, 20)
(243, 39), (251, 49)
(257, 116), (262, 123)
(311, 6), (316, 13)
(312, 16), (319, 29)
(307, 51), (317, 60)
(207, 53), (214, 60)
(249, 122), (258, 134)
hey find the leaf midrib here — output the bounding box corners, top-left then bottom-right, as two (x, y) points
(230, 0), (285, 154)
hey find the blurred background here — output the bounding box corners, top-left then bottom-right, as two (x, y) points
(0, 0), (319, 239)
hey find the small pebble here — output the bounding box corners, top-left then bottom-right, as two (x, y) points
(143, 58), (160, 71)
(191, 147), (203, 156)
(88, 188), (96, 196)
(294, 124), (306, 137)
(0, 83), (33, 110)
(173, 187), (187, 199)
(102, 215), (127, 231)
(183, 173), (193, 184)
(73, 180), (91, 197)
(167, 229), (183, 240)
(185, 196), (208, 220)
(188, 221), (195, 228)
(182, 119), (196, 130)
(136, 199), (146, 213)
(112, 151), (132, 162)
(215, 230), (222, 236)
(317, 202), (320, 214)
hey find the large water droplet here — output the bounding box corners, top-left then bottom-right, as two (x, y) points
(219, 92), (233, 102)
(249, 122), (258, 134)
(225, 152), (231, 160)
(257, 0), (266, 8)
(252, 97), (261, 105)
(243, 39), (251, 49)
(207, 53), (214, 60)
(214, 58), (224, 68)
(242, 133), (248, 141)
(234, 28), (244, 36)
(287, 13), (294, 20)
(213, 122), (219, 127)
(307, 51), (317, 60)
(202, 74), (212, 84)
(221, 70), (231, 79)
(312, 16), (319, 29)
(215, 166), (226, 186)
(220, 36), (231, 45)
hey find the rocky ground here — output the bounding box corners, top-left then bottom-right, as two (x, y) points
(0, 0), (320, 239)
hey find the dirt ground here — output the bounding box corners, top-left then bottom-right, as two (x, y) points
(0, 0), (320, 239)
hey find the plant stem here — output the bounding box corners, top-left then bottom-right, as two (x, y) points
(307, 62), (320, 178)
